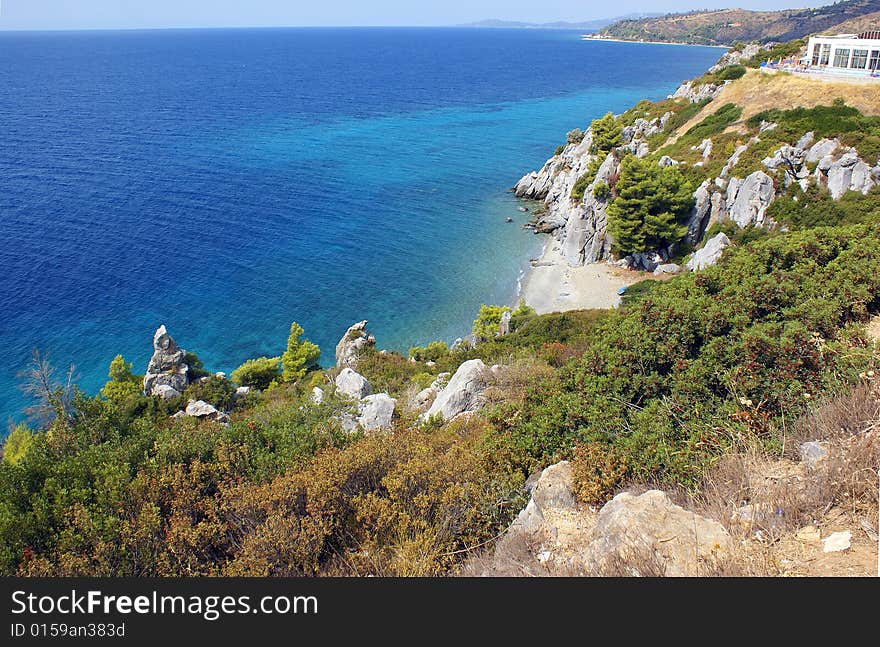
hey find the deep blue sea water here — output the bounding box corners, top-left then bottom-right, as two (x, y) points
(0, 28), (721, 425)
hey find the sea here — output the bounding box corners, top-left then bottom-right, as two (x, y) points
(0, 27), (721, 425)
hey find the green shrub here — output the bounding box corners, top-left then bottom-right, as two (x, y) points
(593, 181), (610, 200)
(472, 304), (512, 341)
(408, 341), (450, 363)
(491, 224), (880, 483)
(184, 352), (211, 381)
(231, 356), (281, 390)
(100, 355), (142, 403)
(183, 375), (237, 411)
(2, 424), (33, 466)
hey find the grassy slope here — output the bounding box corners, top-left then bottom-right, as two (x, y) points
(667, 69), (880, 149)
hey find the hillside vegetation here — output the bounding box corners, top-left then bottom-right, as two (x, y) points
(2, 43), (879, 577)
(597, 0), (880, 45)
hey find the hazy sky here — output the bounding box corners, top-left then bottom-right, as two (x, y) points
(0, 1), (828, 31)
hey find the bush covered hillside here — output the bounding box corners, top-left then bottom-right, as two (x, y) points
(2, 43), (880, 577)
(596, 0), (880, 46)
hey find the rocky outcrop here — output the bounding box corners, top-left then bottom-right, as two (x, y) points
(686, 232), (730, 271)
(707, 43), (764, 72)
(561, 152), (618, 266)
(143, 325), (189, 399)
(421, 359), (489, 422)
(335, 367), (372, 399)
(335, 320), (375, 369)
(725, 171), (775, 228)
(584, 490), (731, 576)
(669, 80), (724, 103)
(819, 152), (878, 199)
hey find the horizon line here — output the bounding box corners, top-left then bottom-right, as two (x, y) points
(0, 23), (603, 34)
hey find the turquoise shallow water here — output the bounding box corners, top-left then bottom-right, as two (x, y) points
(0, 27), (722, 424)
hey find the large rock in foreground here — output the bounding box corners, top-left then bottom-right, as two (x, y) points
(357, 393), (396, 431)
(335, 320), (376, 369)
(421, 359), (489, 422)
(585, 490), (731, 576)
(143, 325), (189, 398)
(335, 368), (372, 399)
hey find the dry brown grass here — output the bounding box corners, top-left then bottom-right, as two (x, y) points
(670, 69), (880, 146)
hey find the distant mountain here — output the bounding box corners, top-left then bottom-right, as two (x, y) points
(460, 13), (663, 31)
(595, 0), (880, 46)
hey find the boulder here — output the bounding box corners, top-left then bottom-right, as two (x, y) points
(235, 386), (251, 398)
(409, 386), (437, 412)
(143, 325), (189, 398)
(511, 498), (545, 533)
(825, 152), (860, 199)
(421, 359), (489, 422)
(799, 441), (828, 468)
(531, 461), (576, 511)
(658, 155), (678, 167)
(152, 384), (182, 400)
(357, 393), (396, 431)
(585, 490), (731, 576)
(653, 263), (682, 276)
(686, 232), (730, 271)
(311, 386), (325, 404)
(822, 531), (852, 553)
(335, 320), (375, 368)
(335, 368), (372, 399)
(184, 399), (229, 424)
(686, 181), (713, 245)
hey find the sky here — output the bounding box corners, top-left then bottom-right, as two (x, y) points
(0, 1), (830, 31)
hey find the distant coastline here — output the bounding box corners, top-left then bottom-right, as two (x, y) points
(582, 35), (729, 48)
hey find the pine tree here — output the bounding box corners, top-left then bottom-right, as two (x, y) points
(281, 322), (321, 383)
(607, 156), (693, 256)
(590, 112), (623, 155)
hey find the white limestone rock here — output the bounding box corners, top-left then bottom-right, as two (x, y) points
(335, 367), (372, 399)
(143, 325), (189, 397)
(686, 232), (730, 271)
(421, 359), (489, 422)
(357, 393), (396, 431)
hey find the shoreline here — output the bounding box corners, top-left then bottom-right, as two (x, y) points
(517, 234), (645, 314)
(582, 36), (729, 49)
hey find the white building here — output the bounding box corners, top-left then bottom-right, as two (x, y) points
(804, 31), (880, 77)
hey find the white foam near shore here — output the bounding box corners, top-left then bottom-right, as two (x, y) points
(519, 239), (642, 314)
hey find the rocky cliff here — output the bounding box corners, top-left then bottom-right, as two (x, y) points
(514, 49), (880, 273)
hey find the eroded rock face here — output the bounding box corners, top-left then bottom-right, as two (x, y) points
(686, 232), (730, 271)
(585, 490), (731, 577)
(144, 325), (189, 398)
(726, 171), (775, 228)
(335, 320), (376, 369)
(421, 359), (488, 422)
(335, 368), (372, 399)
